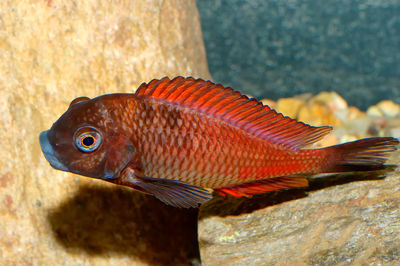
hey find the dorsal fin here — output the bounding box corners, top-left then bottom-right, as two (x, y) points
(136, 76), (332, 149)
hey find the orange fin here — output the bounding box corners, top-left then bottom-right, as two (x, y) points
(136, 77), (332, 149)
(214, 176), (309, 197)
(323, 137), (399, 172)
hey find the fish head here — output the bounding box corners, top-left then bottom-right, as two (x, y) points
(39, 95), (135, 180)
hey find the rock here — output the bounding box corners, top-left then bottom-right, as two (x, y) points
(314, 134), (339, 148)
(0, 0), (209, 265)
(367, 101), (400, 119)
(298, 103), (342, 127)
(261, 99), (276, 109)
(343, 117), (373, 139)
(329, 127), (348, 142)
(377, 101), (400, 118)
(385, 119), (400, 139)
(294, 92), (314, 103)
(388, 127), (400, 140)
(311, 91), (348, 122)
(366, 106), (384, 118)
(312, 91), (348, 111)
(338, 134), (358, 144)
(276, 97), (305, 119)
(346, 106), (366, 122)
(296, 92), (349, 127)
(198, 152), (400, 265)
(377, 100), (400, 118)
(368, 117), (389, 137)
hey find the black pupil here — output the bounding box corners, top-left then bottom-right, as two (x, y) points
(83, 135), (95, 146)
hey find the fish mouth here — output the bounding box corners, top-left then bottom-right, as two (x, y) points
(39, 130), (69, 172)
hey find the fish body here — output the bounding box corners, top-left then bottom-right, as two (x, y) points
(40, 77), (399, 207)
(111, 95), (324, 187)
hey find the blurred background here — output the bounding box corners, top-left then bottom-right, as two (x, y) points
(197, 0), (400, 110)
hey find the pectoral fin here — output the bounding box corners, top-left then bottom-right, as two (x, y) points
(120, 168), (212, 208)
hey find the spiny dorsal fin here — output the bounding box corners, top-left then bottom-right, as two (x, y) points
(136, 76), (332, 149)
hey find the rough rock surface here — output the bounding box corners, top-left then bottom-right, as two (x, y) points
(199, 152), (400, 265)
(0, 0), (209, 265)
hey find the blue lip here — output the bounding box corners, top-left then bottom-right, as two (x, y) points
(102, 171), (116, 180)
(39, 130), (69, 172)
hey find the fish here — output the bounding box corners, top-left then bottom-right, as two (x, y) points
(39, 76), (399, 208)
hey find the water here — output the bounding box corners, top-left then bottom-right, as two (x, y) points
(196, 0), (400, 110)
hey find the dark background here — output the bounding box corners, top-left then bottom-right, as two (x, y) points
(196, 0), (400, 110)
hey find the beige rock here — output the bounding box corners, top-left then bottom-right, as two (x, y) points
(368, 117), (388, 137)
(344, 117), (373, 139)
(387, 127), (400, 139)
(385, 118), (400, 139)
(366, 105), (384, 117)
(0, 0), (209, 265)
(367, 101), (400, 119)
(376, 100), (400, 118)
(346, 106), (366, 121)
(199, 152), (400, 265)
(276, 97), (305, 118)
(330, 127), (348, 141)
(294, 92), (313, 102)
(311, 91), (348, 123)
(261, 99), (276, 109)
(295, 91), (352, 127)
(312, 91), (348, 111)
(339, 134), (358, 144)
(314, 134), (338, 148)
(298, 103), (343, 127)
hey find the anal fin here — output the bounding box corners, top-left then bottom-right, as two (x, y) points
(120, 168), (212, 208)
(215, 176), (308, 197)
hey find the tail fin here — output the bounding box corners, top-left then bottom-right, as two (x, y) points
(323, 137), (399, 172)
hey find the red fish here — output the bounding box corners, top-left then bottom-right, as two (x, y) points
(39, 76), (399, 207)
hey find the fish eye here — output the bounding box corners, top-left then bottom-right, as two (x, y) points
(74, 127), (102, 152)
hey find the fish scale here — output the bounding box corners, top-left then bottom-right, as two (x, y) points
(126, 97), (325, 188)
